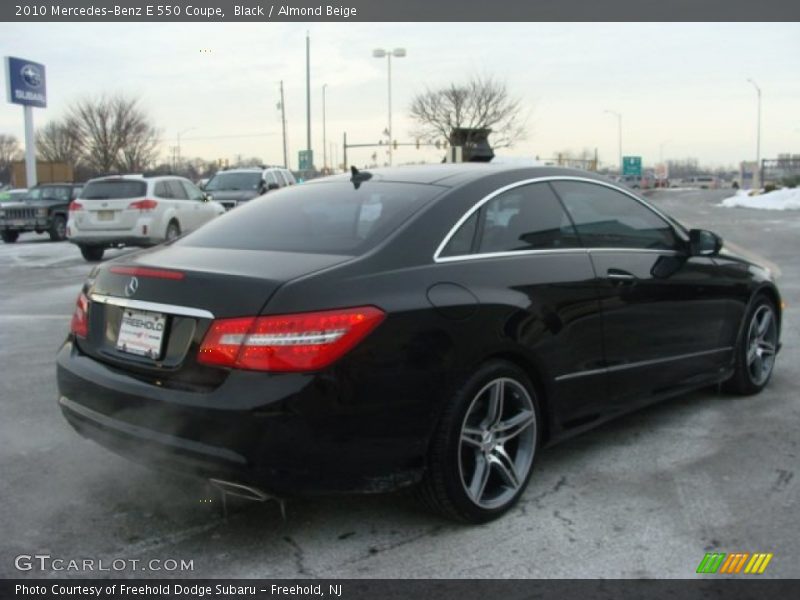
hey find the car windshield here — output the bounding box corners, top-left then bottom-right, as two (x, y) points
(80, 180), (147, 199)
(205, 172), (262, 191)
(178, 181), (442, 255)
(27, 186), (72, 201)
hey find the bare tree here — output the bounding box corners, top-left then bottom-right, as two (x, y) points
(67, 95), (160, 174)
(36, 119), (84, 167)
(0, 134), (22, 182)
(409, 76), (528, 149)
(117, 119), (159, 173)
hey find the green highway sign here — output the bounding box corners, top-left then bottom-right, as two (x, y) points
(298, 149), (313, 171)
(622, 156), (642, 177)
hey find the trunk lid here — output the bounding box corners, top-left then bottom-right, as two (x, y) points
(78, 245), (352, 386)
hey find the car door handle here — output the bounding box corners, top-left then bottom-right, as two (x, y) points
(607, 269), (637, 282)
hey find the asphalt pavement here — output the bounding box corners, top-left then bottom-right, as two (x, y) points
(0, 188), (797, 579)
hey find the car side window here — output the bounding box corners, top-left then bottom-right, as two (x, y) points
(439, 183), (580, 257)
(440, 212), (479, 257)
(478, 183), (580, 253)
(265, 172), (278, 186)
(154, 181), (172, 199)
(551, 181), (679, 250)
(274, 171), (287, 186)
(180, 180), (205, 201)
(167, 180), (188, 200)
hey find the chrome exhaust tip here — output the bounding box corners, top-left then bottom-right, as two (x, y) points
(208, 478), (271, 502)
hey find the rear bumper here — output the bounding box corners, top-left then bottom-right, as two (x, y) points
(68, 236), (160, 248)
(56, 340), (427, 495)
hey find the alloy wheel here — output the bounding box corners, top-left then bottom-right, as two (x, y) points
(746, 304), (778, 386)
(458, 377), (537, 509)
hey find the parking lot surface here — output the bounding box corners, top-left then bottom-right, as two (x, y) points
(0, 189), (797, 578)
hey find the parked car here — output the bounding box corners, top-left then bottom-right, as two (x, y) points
(66, 174), (225, 261)
(682, 176), (720, 189)
(204, 166), (296, 210)
(57, 164), (782, 523)
(0, 183), (82, 243)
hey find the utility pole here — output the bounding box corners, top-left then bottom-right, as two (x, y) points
(747, 78), (762, 187)
(279, 80), (288, 168)
(322, 83), (328, 172)
(305, 31), (312, 169)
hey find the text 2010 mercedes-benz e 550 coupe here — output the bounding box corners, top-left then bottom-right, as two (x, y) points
(57, 165), (782, 523)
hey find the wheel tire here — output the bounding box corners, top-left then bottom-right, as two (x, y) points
(723, 295), (779, 395)
(49, 215), (67, 242)
(165, 220), (180, 241)
(1, 230), (19, 243)
(417, 360), (541, 523)
(79, 245), (105, 262)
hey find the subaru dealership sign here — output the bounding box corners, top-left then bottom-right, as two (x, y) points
(5, 56), (47, 108)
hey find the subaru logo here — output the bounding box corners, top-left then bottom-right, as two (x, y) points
(125, 277), (139, 297)
(20, 64), (42, 88)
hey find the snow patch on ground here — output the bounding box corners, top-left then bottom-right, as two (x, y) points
(719, 188), (800, 210)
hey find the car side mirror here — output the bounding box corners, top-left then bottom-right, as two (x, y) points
(267, 182), (280, 191)
(689, 229), (722, 256)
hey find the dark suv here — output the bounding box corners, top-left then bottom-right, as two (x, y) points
(204, 167), (296, 211)
(0, 183), (83, 243)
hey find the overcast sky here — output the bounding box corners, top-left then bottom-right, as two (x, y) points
(1, 22), (799, 171)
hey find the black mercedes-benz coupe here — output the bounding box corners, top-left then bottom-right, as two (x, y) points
(57, 164), (782, 522)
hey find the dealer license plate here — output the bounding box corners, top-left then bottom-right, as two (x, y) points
(116, 309), (166, 358)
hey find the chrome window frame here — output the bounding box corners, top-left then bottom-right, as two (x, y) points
(433, 176), (687, 263)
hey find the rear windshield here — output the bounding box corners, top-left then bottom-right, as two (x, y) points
(178, 181), (441, 255)
(80, 180), (147, 200)
(205, 172), (262, 192)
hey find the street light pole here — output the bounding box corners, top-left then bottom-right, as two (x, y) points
(604, 110), (622, 173)
(747, 78), (762, 187)
(373, 47), (406, 166)
(306, 31), (312, 168)
(278, 80), (288, 169)
(322, 83), (328, 172)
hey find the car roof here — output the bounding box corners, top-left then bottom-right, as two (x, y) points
(87, 174), (187, 183)
(307, 163), (618, 188)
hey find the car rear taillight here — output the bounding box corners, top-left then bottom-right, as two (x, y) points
(198, 306), (385, 372)
(70, 292), (89, 338)
(128, 199), (158, 211)
(69, 201), (83, 212)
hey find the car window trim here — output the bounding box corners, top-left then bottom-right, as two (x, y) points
(433, 175), (687, 263)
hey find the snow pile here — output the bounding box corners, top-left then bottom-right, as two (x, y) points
(719, 187), (800, 210)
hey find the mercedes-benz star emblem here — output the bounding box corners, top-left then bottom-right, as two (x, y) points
(125, 277), (139, 297)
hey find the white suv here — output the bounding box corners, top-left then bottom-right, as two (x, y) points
(67, 175), (225, 261)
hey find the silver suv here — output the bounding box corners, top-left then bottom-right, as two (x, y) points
(203, 166), (296, 210)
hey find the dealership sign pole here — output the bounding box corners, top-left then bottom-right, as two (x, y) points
(4, 56), (47, 188)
